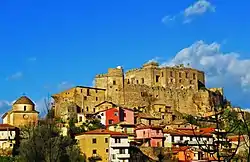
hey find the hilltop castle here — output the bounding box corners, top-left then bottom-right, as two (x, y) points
(52, 62), (224, 124)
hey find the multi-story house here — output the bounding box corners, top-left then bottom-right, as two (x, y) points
(95, 107), (134, 126)
(0, 124), (19, 156)
(109, 132), (130, 162)
(135, 124), (164, 147)
(163, 128), (215, 160)
(75, 129), (130, 162)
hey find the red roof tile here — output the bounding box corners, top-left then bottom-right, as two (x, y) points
(135, 124), (163, 130)
(76, 129), (128, 137)
(164, 129), (212, 137)
(0, 124), (17, 130)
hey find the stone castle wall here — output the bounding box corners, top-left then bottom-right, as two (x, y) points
(52, 62), (223, 123)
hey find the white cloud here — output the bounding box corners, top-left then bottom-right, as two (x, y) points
(147, 57), (161, 64)
(6, 72), (23, 80)
(58, 81), (74, 90)
(161, 40), (250, 92)
(184, 0), (215, 17)
(162, 0), (215, 24)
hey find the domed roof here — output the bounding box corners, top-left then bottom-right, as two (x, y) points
(13, 96), (35, 106)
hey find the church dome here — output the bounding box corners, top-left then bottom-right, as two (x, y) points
(13, 96), (35, 106)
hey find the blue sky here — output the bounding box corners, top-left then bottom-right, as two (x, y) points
(0, 0), (250, 116)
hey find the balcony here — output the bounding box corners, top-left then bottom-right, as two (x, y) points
(116, 153), (130, 159)
(110, 142), (130, 147)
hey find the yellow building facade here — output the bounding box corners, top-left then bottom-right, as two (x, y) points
(75, 129), (110, 162)
(2, 96), (39, 128)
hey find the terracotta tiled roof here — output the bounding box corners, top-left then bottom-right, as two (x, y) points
(135, 113), (161, 120)
(172, 146), (190, 153)
(135, 124), (163, 130)
(107, 121), (135, 127)
(228, 135), (245, 142)
(0, 124), (17, 130)
(76, 129), (128, 137)
(164, 128), (213, 137)
(13, 96), (35, 105)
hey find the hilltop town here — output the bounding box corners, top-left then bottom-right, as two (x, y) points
(0, 62), (249, 161)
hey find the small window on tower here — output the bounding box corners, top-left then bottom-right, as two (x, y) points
(24, 106), (26, 111)
(186, 72), (188, 78)
(113, 80), (116, 85)
(179, 72), (182, 78)
(136, 80), (139, 84)
(141, 78), (144, 84)
(170, 71), (173, 77)
(96, 97), (98, 101)
(79, 116), (83, 122)
(87, 89), (90, 96)
(156, 75), (160, 83)
(193, 73), (196, 79)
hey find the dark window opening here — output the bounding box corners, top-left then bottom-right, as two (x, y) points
(84, 96), (87, 100)
(162, 72), (164, 77)
(87, 89), (90, 96)
(156, 130), (159, 133)
(96, 97), (98, 101)
(109, 120), (113, 124)
(170, 71), (173, 77)
(105, 138), (108, 143)
(92, 138), (97, 144)
(162, 115), (164, 119)
(24, 106), (26, 111)
(115, 138), (121, 143)
(93, 108), (96, 112)
(186, 72), (188, 78)
(81, 89), (83, 93)
(159, 108), (161, 112)
(113, 80), (116, 85)
(124, 113), (126, 117)
(179, 79), (182, 83)
(96, 89), (98, 93)
(193, 73), (196, 79)
(156, 75), (160, 83)
(170, 79), (173, 83)
(93, 150), (97, 154)
(86, 107), (89, 112)
(136, 80), (139, 84)
(127, 79), (130, 84)
(79, 116), (83, 122)
(106, 149), (109, 153)
(141, 78), (144, 84)
(179, 72), (182, 78)
(190, 80), (193, 84)
(119, 149), (125, 154)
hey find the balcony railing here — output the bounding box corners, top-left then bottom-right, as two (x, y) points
(110, 142), (130, 147)
(116, 153), (130, 159)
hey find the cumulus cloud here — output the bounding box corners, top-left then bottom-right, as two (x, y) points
(162, 0), (215, 24)
(6, 72), (23, 80)
(162, 40), (250, 90)
(157, 40), (250, 107)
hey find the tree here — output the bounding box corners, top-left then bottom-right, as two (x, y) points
(16, 97), (85, 162)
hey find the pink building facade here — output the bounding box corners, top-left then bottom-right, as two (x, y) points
(120, 108), (134, 124)
(135, 125), (164, 147)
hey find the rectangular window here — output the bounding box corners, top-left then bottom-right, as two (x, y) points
(24, 106), (26, 111)
(124, 112), (126, 117)
(190, 80), (193, 84)
(141, 78), (144, 84)
(79, 116), (83, 122)
(93, 108), (96, 113)
(109, 120), (113, 125)
(161, 72), (164, 77)
(96, 97), (98, 101)
(106, 149), (109, 153)
(113, 80), (116, 85)
(93, 150), (97, 154)
(186, 72), (188, 78)
(87, 89), (90, 96)
(156, 75), (160, 83)
(115, 138), (121, 143)
(179, 72), (182, 78)
(193, 73), (196, 79)
(170, 71), (173, 77)
(120, 149), (126, 154)
(86, 107), (89, 112)
(112, 154), (116, 159)
(92, 138), (97, 144)
(84, 96), (87, 100)
(162, 115), (164, 119)
(159, 108), (161, 112)
(179, 79), (182, 83)
(80, 89), (83, 93)
(136, 80), (139, 84)
(105, 138), (108, 143)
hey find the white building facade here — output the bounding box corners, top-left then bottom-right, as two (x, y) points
(109, 134), (130, 162)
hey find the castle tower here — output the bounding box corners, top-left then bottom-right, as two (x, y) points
(2, 96), (39, 127)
